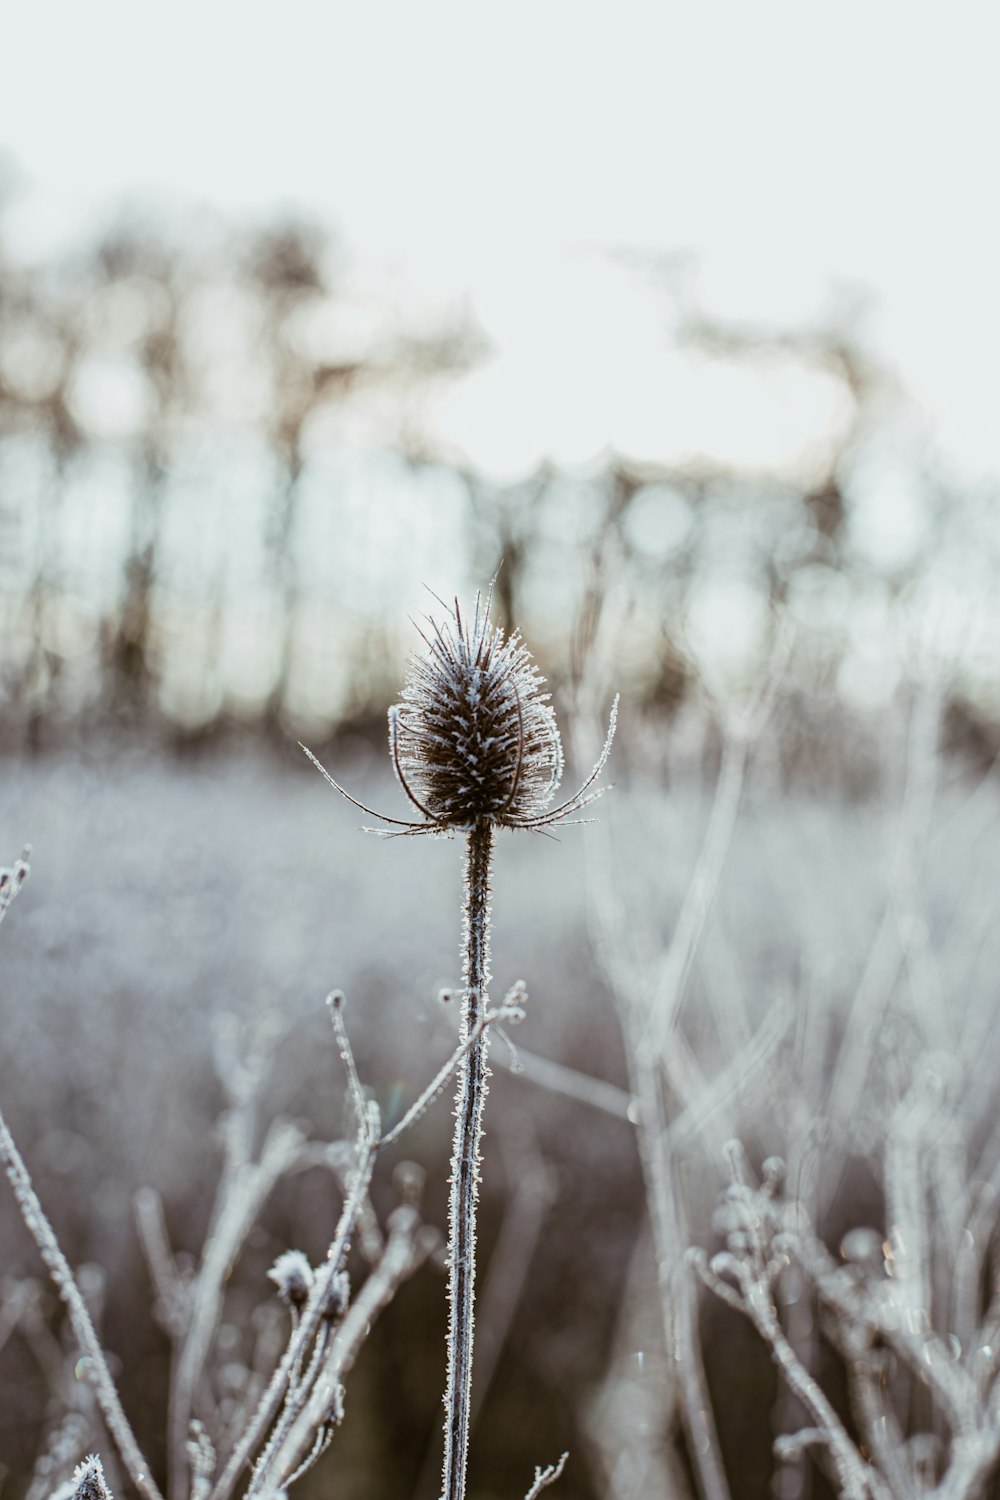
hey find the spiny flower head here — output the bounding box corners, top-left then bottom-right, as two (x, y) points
(391, 591), (563, 829)
(302, 584), (617, 836)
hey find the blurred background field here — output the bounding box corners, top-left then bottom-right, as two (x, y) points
(2, 5), (1000, 1498)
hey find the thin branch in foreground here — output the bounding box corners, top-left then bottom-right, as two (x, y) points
(689, 1239), (884, 1500)
(266, 1202), (438, 1487)
(524, 1451), (569, 1500)
(380, 986), (527, 1151)
(0, 1109), (164, 1500)
(133, 1187), (187, 1340)
(326, 991), (368, 1126)
(209, 1102), (380, 1500)
(491, 1039), (633, 1121)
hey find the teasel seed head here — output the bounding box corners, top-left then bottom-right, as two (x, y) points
(302, 582), (617, 837)
(389, 590), (564, 829)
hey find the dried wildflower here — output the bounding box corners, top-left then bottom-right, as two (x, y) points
(303, 584), (617, 836)
(300, 582), (617, 1500)
(267, 1249), (314, 1309)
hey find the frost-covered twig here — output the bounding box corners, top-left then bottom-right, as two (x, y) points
(664, 995), (794, 1153)
(649, 621), (792, 1063)
(133, 1187), (187, 1340)
(209, 1101), (380, 1500)
(523, 1451), (569, 1500)
(168, 1057), (304, 1500)
(187, 1422), (215, 1500)
(698, 1128), (1000, 1500)
(326, 990), (367, 1125)
(582, 627), (791, 1500)
(690, 1160), (888, 1500)
(265, 1202), (438, 1490)
(380, 982), (527, 1150)
(648, 728), (751, 1058)
(828, 678), (947, 1136)
(490, 1040), (633, 1120)
(586, 756), (751, 1500)
(0, 1109), (163, 1500)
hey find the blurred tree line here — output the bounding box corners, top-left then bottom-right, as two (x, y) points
(1, 173), (996, 782)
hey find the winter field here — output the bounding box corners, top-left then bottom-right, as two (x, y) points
(3, 706), (999, 1500)
(5, 10), (1000, 1494)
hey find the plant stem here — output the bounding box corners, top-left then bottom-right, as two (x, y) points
(441, 819), (494, 1500)
(0, 1107), (164, 1500)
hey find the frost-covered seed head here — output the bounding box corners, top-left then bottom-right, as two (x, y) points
(321, 1269), (350, 1321)
(267, 1249), (314, 1308)
(71, 1457), (113, 1500)
(301, 586), (616, 836)
(392, 592), (564, 830)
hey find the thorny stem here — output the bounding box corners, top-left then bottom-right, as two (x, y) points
(441, 819), (494, 1500)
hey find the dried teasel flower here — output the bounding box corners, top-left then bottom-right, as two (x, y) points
(303, 583), (617, 835)
(301, 583), (616, 1500)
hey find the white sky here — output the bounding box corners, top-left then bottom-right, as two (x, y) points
(3, 0), (1000, 482)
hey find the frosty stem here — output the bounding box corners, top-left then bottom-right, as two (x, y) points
(441, 819), (494, 1500)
